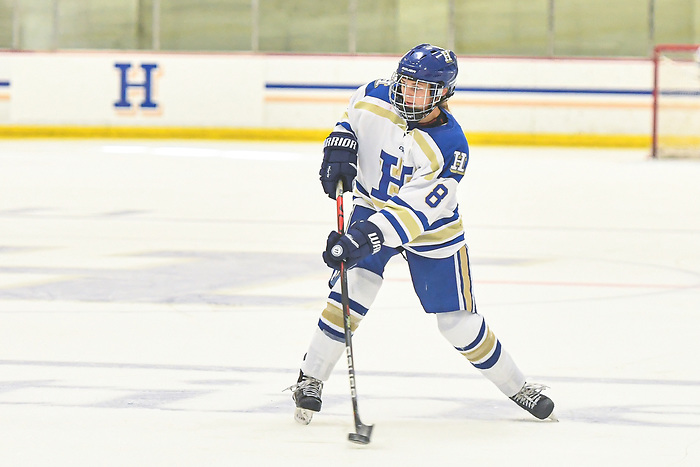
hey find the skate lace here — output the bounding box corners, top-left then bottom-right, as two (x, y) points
(512, 383), (548, 409)
(284, 378), (323, 397)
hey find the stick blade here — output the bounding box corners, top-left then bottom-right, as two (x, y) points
(347, 423), (373, 445)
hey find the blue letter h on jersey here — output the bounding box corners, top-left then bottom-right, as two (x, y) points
(114, 63), (158, 109)
(371, 151), (413, 201)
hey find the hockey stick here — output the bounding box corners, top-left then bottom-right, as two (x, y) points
(335, 180), (374, 445)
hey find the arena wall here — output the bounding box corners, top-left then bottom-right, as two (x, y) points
(0, 51), (653, 147)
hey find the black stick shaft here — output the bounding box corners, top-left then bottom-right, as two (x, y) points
(335, 181), (373, 443)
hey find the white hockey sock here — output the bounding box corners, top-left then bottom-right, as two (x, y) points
(300, 327), (346, 381)
(301, 267), (383, 381)
(436, 310), (525, 397)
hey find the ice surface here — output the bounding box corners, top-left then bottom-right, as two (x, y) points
(0, 140), (699, 466)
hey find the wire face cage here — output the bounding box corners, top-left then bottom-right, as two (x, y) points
(389, 73), (446, 122)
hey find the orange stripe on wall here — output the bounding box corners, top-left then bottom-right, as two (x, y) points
(265, 95), (350, 104)
(449, 98), (651, 109)
(264, 94), (655, 109)
(265, 94), (700, 111)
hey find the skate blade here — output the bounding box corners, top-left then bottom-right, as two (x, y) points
(294, 408), (314, 425)
(547, 411), (559, 422)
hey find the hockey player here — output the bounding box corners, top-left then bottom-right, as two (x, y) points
(288, 43), (555, 424)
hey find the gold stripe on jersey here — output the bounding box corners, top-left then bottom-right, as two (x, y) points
(462, 327), (496, 363)
(354, 101), (407, 131)
(408, 218), (464, 244)
(384, 202), (422, 239)
(354, 188), (386, 211)
(411, 130), (442, 181)
(459, 246), (474, 312)
(322, 302), (360, 332)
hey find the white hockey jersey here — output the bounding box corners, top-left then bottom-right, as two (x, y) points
(333, 80), (470, 259)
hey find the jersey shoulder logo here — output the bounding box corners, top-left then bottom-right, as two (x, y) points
(449, 150), (468, 175)
(374, 78), (391, 88)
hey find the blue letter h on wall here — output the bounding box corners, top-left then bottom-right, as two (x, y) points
(114, 63), (158, 109)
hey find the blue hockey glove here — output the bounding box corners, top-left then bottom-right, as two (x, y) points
(319, 131), (358, 199)
(323, 220), (384, 270)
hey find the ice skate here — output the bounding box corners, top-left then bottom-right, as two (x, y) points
(286, 371), (323, 425)
(510, 382), (557, 421)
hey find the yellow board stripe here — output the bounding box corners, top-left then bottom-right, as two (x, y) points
(0, 125), (328, 141)
(657, 135), (700, 145)
(468, 132), (650, 148)
(0, 125), (651, 148)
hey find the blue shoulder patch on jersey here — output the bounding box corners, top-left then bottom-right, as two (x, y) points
(364, 79), (392, 104)
(421, 112), (470, 181)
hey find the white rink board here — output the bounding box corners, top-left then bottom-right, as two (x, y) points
(0, 51), (652, 136)
(1, 140), (699, 465)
